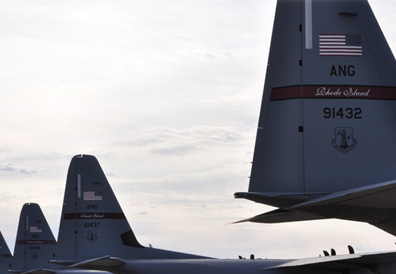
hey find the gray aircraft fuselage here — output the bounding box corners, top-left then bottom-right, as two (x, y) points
(102, 258), (392, 274)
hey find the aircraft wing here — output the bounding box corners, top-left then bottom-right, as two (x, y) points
(236, 180), (396, 236)
(265, 250), (396, 272)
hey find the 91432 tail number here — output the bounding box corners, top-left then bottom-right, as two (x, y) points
(323, 107), (362, 119)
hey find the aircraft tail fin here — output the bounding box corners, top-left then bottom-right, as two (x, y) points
(56, 154), (208, 260)
(247, 0), (396, 193)
(237, 0), (396, 231)
(56, 154), (142, 260)
(11, 203), (57, 271)
(0, 231), (13, 273)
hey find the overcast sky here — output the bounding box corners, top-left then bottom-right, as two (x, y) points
(1, 0), (396, 260)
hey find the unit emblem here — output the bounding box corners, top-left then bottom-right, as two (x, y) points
(331, 127), (357, 153)
(86, 230), (98, 242)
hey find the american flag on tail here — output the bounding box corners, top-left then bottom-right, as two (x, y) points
(83, 191), (103, 201)
(319, 34), (362, 56)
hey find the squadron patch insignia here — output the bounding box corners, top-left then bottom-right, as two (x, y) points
(31, 252), (39, 259)
(331, 127), (357, 153)
(86, 230), (98, 242)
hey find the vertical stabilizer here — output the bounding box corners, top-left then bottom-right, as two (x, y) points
(234, 0), (396, 232)
(11, 203), (57, 271)
(249, 0), (396, 194)
(56, 154), (142, 260)
(0, 231), (12, 273)
(55, 155), (208, 260)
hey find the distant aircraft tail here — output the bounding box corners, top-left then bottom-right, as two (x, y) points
(11, 203), (57, 271)
(0, 231), (12, 273)
(235, 0), (396, 234)
(55, 155), (208, 260)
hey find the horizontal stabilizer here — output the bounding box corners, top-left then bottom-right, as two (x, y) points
(266, 250), (396, 272)
(67, 256), (126, 269)
(47, 260), (81, 267)
(234, 209), (324, 224)
(7, 269), (56, 274)
(49, 256), (126, 271)
(238, 180), (396, 236)
(234, 192), (329, 208)
(290, 179), (396, 210)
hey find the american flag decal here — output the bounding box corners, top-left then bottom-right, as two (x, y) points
(319, 34), (362, 56)
(83, 191), (103, 201)
(30, 226), (42, 233)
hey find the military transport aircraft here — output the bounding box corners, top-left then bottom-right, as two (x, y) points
(43, 154), (396, 274)
(234, 0), (396, 236)
(7, 0), (396, 273)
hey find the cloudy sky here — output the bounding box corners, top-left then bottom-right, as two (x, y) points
(1, 0), (396, 260)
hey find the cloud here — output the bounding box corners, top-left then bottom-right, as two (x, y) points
(181, 49), (215, 58)
(110, 125), (250, 162)
(0, 163), (37, 174)
(150, 54), (180, 64)
(0, 163), (17, 172)
(150, 144), (196, 156)
(181, 49), (233, 59)
(20, 168), (38, 174)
